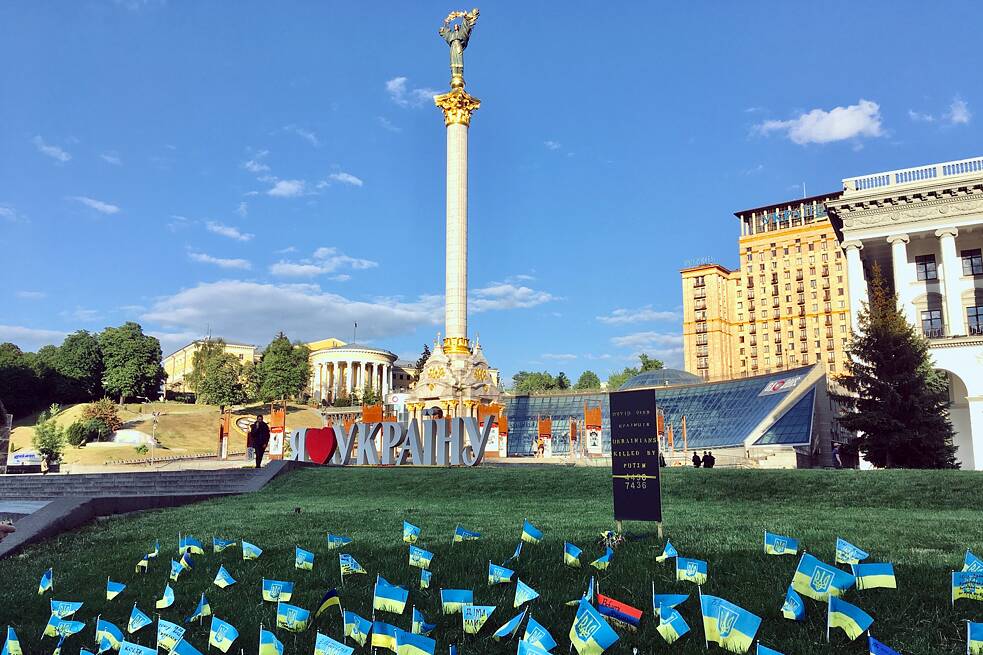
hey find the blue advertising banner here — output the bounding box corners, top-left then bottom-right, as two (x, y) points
(609, 389), (662, 522)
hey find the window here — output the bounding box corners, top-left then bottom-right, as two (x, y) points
(962, 249), (983, 276)
(921, 309), (943, 337)
(916, 254), (938, 281)
(969, 306), (983, 335)
(693, 275), (705, 287)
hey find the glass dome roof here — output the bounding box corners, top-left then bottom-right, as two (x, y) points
(619, 368), (703, 390)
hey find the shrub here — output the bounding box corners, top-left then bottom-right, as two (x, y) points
(65, 421), (88, 448)
(84, 418), (112, 442)
(134, 444), (149, 455)
(32, 414), (65, 463)
(82, 398), (123, 432)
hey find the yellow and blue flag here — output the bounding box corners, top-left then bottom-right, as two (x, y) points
(155, 619), (185, 652)
(259, 629), (283, 655)
(828, 596), (873, 641)
(39, 568), (53, 595)
(169, 560), (184, 582)
(262, 579), (294, 603)
(314, 632), (352, 655)
(213, 566), (236, 589)
(567, 577), (596, 607)
(315, 588), (341, 619)
(127, 605), (152, 634)
(408, 546), (433, 570)
(792, 553), (856, 601)
(394, 627), (435, 655)
(756, 644), (785, 655)
(676, 557), (708, 585)
(187, 593), (211, 623)
(327, 534), (353, 550)
(462, 605), (496, 634)
(241, 540), (263, 560)
(869, 635), (901, 655)
(411, 608), (436, 636)
(295, 547), (315, 571)
(569, 598), (619, 655)
(373, 576), (409, 615)
(276, 602), (310, 633)
(564, 543), (582, 568)
(835, 538), (869, 565)
(50, 600), (83, 619)
(148, 540), (160, 558)
(106, 580), (126, 601)
(968, 622), (983, 655)
(403, 522), (421, 544)
(505, 541), (523, 564)
(371, 622), (397, 653)
(656, 541), (678, 563)
(3, 626), (22, 655)
(170, 639), (203, 655)
(517, 641), (551, 655)
(700, 594), (762, 653)
(178, 536), (204, 556)
(652, 592), (688, 617)
(212, 537), (236, 553)
(521, 520), (543, 544)
(488, 562), (514, 585)
(340, 554), (366, 577)
(179, 550), (194, 571)
(491, 610), (527, 641)
(965, 550), (983, 574)
(119, 641), (155, 655)
(591, 547), (613, 571)
(852, 563), (896, 590)
(208, 617), (238, 653)
(523, 615), (557, 651)
(781, 586), (805, 621)
(95, 620), (123, 651)
(419, 570), (432, 590)
(951, 571), (983, 603)
(134, 554), (150, 574)
(44, 617), (85, 639)
(155, 584), (175, 609)
(440, 589), (474, 614)
(453, 525), (481, 542)
(655, 606), (689, 645)
(764, 531), (799, 556)
(343, 612), (371, 646)
(514, 579), (540, 608)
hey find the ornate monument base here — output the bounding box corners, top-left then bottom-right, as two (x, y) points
(406, 337), (500, 420)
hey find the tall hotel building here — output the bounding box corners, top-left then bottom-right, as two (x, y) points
(681, 192), (851, 380)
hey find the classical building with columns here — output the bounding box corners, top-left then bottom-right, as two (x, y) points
(826, 155), (983, 470)
(306, 338), (397, 405)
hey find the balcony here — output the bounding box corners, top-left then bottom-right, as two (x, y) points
(971, 325), (983, 336)
(922, 326), (946, 339)
(843, 155), (983, 194)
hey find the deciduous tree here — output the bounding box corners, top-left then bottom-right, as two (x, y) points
(98, 323), (166, 404)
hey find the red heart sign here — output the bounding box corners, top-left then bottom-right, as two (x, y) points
(305, 427), (337, 465)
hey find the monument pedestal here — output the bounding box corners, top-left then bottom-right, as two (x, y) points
(407, 337), (500, 420)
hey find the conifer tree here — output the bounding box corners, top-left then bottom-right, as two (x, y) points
(834, 264), (959, 468)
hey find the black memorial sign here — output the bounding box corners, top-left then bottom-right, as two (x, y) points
(609, 388), (662, 522)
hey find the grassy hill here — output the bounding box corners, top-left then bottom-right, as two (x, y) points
(1, 467), (981, 653)
(7, 402), (325, 466)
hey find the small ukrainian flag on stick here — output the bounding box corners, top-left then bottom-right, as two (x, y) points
(868, 635), (902, 655)
(38, 568), (53, 595)
(764, 531), (799, 556)
(827, 596), (873, 641)
(295, 547), (315, 571)
(521, 520), (543, 544)
(852, 563), (897, 590)
(967, 621), (983, 655)
(564, 543), (582, 568)
(403, 521), (421, 544)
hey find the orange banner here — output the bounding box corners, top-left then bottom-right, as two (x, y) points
(362, 404), (383, 423)
(666, 423), (675, 451)
(270, 402), (286, 431)
(570, 421), (578, 440)
(538, 417), (552, 438)
(681, 415), (688, 451)
(584, 405), (602, 429)
(498, 415), (509, 436)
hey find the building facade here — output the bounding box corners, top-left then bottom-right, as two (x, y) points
(162, 340), (259, 396)
(826, 155), (983, 470)
(681, 192), (851, 380)
(307, 339), (398, 405)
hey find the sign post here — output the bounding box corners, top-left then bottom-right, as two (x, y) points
(609, 389), (663, 537)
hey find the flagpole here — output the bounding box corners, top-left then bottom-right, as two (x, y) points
(698, 586), (708, 650)
(826, 595), (831, 642)
(94, 614), (101, 649)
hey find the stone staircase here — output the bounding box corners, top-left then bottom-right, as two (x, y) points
(0, 468), (264, 500)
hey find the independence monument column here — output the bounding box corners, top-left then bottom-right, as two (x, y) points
(405, 9), (500, 420)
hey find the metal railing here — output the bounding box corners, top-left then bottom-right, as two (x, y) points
(922, 326), (946, 339)
(844, 155), (983, 193)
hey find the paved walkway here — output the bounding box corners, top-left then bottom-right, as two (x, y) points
(0, 500), (50, 520)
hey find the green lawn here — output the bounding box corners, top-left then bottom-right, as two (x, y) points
(2, 467), (982, 654)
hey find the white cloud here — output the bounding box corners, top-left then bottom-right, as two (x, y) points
(328, 172), (364, 187)
(946, 96), (971, 125)
(141, 280), (443, 346)
(596, 306), (680, 325)
(283, 125), (319, 146)
(267, 179), (306, 197)
(544, 140), (562, 151)
(73, 196), (121, 214)
(100, 151), (123, 165)
(908, 109), (935, 123)
(270, 247), (378, 277)
(67, 307), (101, 322)
(610, 331), (684, 350)
(236, 202), (248, 217)
(33, 136), (71, 162)
(378, 116), (401, 132)
(16, 291), (46, 300)
(0, 206), (25, 223)
(206, 221), (254, 242)
(276, 246), (297, 254)
(541, 353), (577, 361)
(242, 150), (271, 174)
(269, 262), (325, 277)
(386, 77), (439, 108)
(330, 274), (351, 282)
(755, 99), (883, 144)
(471, 283), (557, 312)
(188, 252), (251, 270)
(0, 325), (67, 350)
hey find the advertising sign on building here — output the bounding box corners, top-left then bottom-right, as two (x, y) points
(758, 375), (803, 397)
(609, 389), (662, 523)
(585, 405), (603, 455)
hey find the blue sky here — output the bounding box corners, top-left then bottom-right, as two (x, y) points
(2, 1), (980, 382)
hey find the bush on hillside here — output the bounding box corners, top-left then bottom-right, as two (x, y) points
(65, 421), (88, 448)
(84, 418), (112, 442)
(32, 413), (65, 463)
(82, 398), (123, 432)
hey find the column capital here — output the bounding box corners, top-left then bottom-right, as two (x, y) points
(934, 227), (959, 239)
(841, 240), (864, 252)
(434, 88), (481, 127)
(886, 233), (910, 246)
